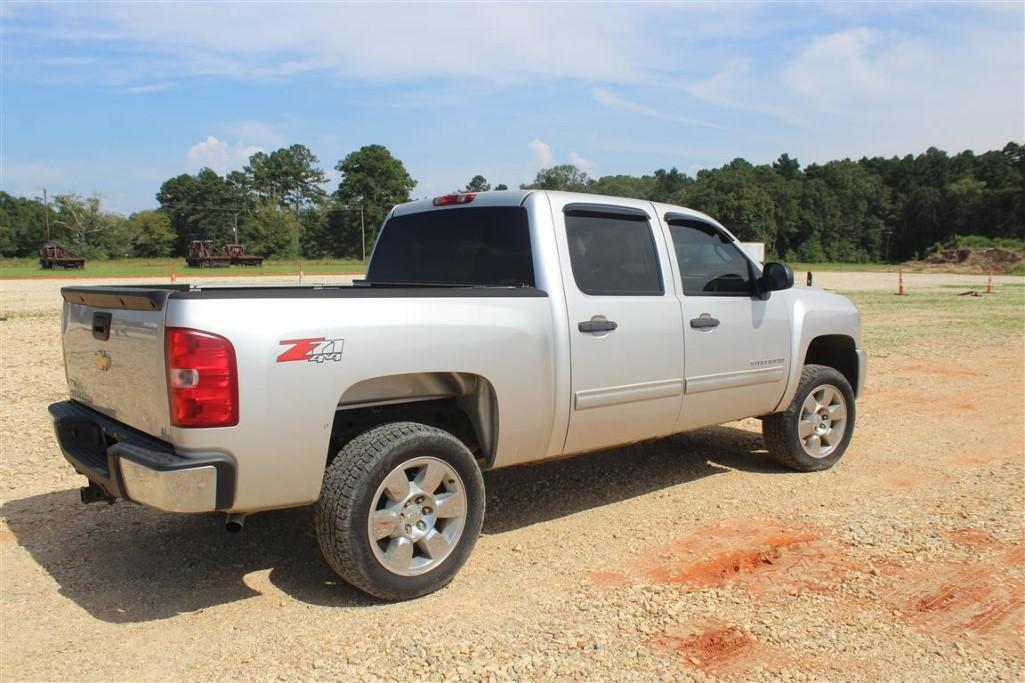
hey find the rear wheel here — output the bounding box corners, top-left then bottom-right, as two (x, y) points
(315, 422), (485, 600)
(763, 364), (855, 472)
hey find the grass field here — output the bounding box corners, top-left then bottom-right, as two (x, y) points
(0, 257), (367, 279)
(849, 285), (1025, 354)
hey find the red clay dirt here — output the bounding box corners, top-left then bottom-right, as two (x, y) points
(649, 624), (760, 675)
(946, 528), (999, 549)
(884, 547), (1025, 655)
(594, 520), (862, 596)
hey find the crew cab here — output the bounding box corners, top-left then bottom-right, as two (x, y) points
(50, 190), (865, 600)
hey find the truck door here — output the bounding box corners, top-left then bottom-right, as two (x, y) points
(553, 199), (685, 455)
(661, 215), (791, 430)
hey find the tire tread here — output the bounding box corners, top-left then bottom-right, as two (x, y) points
(763, 364), (855, 472)
(315, 422), (481, 600)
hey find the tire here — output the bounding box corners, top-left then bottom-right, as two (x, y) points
(315, 422), (485, 600)
(763, 364), (856, 472)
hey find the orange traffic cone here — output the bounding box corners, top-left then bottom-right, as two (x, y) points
(171, 264), (177, 283)
(898, 268), (904, 296)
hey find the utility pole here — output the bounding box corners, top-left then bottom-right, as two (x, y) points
(360, 205), (366, 263)
(43, 188), (50, 242)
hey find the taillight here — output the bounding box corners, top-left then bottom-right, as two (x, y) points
(165, 327), (238, 428)
(432, 192), (476, 206)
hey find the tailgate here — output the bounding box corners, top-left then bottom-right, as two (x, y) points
(61, 287), (177, 439)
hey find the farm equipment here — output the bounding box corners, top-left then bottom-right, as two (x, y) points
(39, 243), (86, 270)
(186, 240), (231, 268)
(224, 244), (264, 266)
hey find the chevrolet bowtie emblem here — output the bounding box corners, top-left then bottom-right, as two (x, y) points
(94, 350), (112, 372)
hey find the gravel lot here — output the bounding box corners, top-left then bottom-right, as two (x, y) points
(2, 272), (1023, 682)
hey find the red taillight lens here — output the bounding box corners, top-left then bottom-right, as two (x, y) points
(166, 327), (238, 428)
(432, 192), (476, 206)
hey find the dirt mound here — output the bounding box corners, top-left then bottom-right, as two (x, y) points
(916, 247), (1024, 274)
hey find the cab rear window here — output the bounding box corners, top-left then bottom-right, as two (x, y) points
(367, 207), (534, 287)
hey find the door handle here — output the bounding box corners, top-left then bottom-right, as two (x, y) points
(690, 316), (720, 329)
(578, 318), (618, 333)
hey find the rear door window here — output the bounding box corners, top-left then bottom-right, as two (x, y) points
(368, 207), (534, 286)
(564, 211), (664, 296)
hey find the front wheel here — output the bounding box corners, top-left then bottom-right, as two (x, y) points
(763, 364), (856, 472)
(315, 422), (485, 600)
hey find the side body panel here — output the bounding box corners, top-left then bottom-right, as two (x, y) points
(165, 294), (556, 511)
(647, 206), (793, 429)
(773, 287), (863, 411)
(546, 194), (686, 455)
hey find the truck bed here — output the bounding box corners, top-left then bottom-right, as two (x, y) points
(59, 282), (555, 510)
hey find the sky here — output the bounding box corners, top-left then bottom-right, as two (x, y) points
(2, 1), (1023, 214)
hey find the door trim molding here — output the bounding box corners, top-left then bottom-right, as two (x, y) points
(685, 366), (785, 394)
(575, 378), (684, 411)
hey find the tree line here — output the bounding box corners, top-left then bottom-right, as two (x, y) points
(1, 141), (1022, 263)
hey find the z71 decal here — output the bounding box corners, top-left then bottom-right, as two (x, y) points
(277, 337), (345, 363)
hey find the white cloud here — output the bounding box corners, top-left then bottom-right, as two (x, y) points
(591, 87), (735, 131)
(23, 3), (659, 84)
(774, 25), (1024, 157)
(186, 136), (263, 173)
(568, 152), (596, 175)
(677, 59), (812, 128)
(528, 139), (552, 166)
(781, 27), (901, 103)
(117, 82), (172, 94)
(225, 121), (286, 148)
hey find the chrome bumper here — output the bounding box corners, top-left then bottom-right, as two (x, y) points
(119, 459), (219, 512)
(49, 401), (235, 512)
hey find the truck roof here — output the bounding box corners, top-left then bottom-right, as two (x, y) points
(392, 190), (722, 229)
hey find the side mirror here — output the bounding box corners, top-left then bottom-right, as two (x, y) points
(758, 262), (794, 298)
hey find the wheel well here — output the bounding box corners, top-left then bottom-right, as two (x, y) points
(329, 372), (498, 468)
(804, 335), (858, 394)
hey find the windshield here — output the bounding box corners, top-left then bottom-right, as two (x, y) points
(367, 206), (534, 287)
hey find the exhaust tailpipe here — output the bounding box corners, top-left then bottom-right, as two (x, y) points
(224, 513), (246, 533)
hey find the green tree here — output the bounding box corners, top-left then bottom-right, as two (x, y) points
(297, 204), (335, 259)
(773, 154), (801, 181)
(52, 194), (122, 258)
(0, 191), (56, 257)
(126, 210), (175, 257)
(590, 174), (657, 199)
(464, 175), (491, 192)
(245, 144), (328, 213)
(245, 202), (302, 258)
(521, 164), (592, 191)
(334, 145), (417, 257)
(157, 168), (246, 254)
(494, 183), (509, 191)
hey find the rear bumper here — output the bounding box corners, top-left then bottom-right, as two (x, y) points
(855, 348), (867, 398)
(49, 401), (235, 512)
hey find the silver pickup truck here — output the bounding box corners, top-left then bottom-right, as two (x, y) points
(51, 190), (865, 600)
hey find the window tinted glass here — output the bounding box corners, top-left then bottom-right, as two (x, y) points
(669, 222), (753, 296)
(565, 213), (663, 295)
(368, 207), (534, 286)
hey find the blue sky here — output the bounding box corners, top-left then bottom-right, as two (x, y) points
(2, 1), (1023, 214)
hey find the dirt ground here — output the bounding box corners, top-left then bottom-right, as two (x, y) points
(1, 273), (1023, 682)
